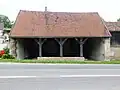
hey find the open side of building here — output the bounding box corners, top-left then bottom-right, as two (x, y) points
(9, 9), (111, 60)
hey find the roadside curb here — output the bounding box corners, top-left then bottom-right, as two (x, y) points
(0, 62), (119, 65)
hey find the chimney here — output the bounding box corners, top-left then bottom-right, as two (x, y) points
(45, 6), (47, 12)
(44, 6), (48, 26)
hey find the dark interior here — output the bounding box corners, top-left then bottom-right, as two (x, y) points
(22, 38), (97, 60)
(42, 38), (60, 57)
(83, 38), (95, 60)
(63, 38), (79, 57)
(110, 32), (120, 46)
(23, 39), (39, 59)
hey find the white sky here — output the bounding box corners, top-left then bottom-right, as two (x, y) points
(0, 0), (120, 22)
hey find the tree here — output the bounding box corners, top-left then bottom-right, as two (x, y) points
(117, 18), (120, 22)
(0, 15), (14, 28)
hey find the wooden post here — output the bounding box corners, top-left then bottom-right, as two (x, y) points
(60, 38), (63, 57)
(35, 38), (47, 57)
(55, 38), (67, 57)
(75, 38), (88, 57)
(80, 39), (83, 57)
(39, 38), (42, 57)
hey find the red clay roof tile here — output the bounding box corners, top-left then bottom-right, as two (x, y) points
(105, 22), (120, 31)
(10, 10), (111, 37)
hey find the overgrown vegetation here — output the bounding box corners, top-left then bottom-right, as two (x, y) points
(1, 54), (15, 59)
(0, 47), (15, 59)
(3, 47), (9, 54)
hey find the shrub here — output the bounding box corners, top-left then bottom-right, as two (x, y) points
(0, 50), (5, 57)
(3, 47), (9, 54)
(1, 54), (15, 59)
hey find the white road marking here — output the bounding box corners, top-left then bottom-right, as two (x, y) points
(60, 75), (120, 77)
(0, 76), (60, 78)
(0, 75), (120, 78)
(0, 76), (38, 78)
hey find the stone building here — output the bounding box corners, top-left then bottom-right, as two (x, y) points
(106, 21), (120, 59)
(9, 9), (111, 60)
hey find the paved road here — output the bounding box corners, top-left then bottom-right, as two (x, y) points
(0, 63), (120, 90)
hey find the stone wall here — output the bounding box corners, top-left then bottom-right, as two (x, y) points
(10, 38), (25, 59)
(104, 38), (111, 60)
(90, 38), (105, 60)
(110, 47), (120, 60)
(16, 39), (24, 60)
(9, 38), (17, 57)
(89, 38), (111, 61)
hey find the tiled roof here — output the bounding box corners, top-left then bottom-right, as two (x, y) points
(0, 23), (4, 30)
(10, 10), (111, 37)
(105, 22), (120, 31)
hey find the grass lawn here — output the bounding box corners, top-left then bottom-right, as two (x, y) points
(0, 59), (120, 64)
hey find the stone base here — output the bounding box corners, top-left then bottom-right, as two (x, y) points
(104, 58), (111, 61)
(37, 57), (85, 61)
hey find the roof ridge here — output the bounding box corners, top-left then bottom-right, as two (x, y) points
(19, 10), (98, 14)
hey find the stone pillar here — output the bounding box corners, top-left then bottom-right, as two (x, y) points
(9, 38), (17, 57)
(16, 39), (24, 60)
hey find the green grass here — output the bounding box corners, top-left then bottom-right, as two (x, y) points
(0, 59), (120, 64)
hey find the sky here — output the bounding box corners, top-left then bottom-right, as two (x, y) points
(0, 0), (120, 22)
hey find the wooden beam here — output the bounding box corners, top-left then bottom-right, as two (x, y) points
(75, 38), (88, 45)
(75, 38), (81, 44)
(62, 38), (67, 45)
(41, 38), (47, 45)
(55, 38), (60, 44)
(55, 38), (67, 45)
(35, 38), (47, 45)
(82, 38), (88, 44)
(34, 39), (40, 45)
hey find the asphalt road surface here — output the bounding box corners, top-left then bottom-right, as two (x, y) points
(0, 63), (120, 90)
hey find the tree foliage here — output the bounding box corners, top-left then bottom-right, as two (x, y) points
(0, 15), (14, 28)
(117, 18), (120, 21)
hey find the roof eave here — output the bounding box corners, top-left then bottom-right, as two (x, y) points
(10, 35), (111, 38)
